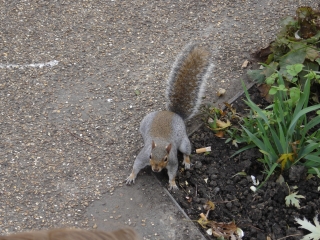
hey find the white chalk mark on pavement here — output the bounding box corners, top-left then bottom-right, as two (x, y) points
(0, 60), (59, 69)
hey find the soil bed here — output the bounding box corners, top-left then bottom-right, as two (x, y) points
(155, 85), (320, 240)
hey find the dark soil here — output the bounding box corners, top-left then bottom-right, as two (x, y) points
(155, 85), (320, 240)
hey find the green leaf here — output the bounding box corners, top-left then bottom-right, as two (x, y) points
(266, 72), (278, 85)
(286, 64), (304, 76)
(230, 144), (256, 158)
(278, 84), (287, 91)
(279, 43), (306, 68)
(265, 53), (274, 65)
(304, 154), (320, 167)
(247, 69), (265, 83)
(304, 71), (317, 81)
(288, 104), (320, 136)
(312, 167), (320, 177)
(291, 79), (311, 127)
(302, 115), (320, 136)
(299, 62), (319, 83)
(280, 16), (296, 28)
(269, 86), (278, 95)
(262, 62), (279, 78)
(306, 46), (320, 61)
(256, 163), (278, 190)
(269, 126), (284, 154)
(242, 127), (266, 151)
(289, 87), (301, 104)
(298, 141), (320, 160)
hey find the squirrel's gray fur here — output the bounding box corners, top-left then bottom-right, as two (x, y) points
(166, 43), (214, 120)
(126, 43), (214, 190)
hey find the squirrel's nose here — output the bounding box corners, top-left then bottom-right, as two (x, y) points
(152, 167), (160, 172)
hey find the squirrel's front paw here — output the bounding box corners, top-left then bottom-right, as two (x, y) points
(183, 161), (191, 169)
(126, 173), (136, 185)
(183, 155), (191, 169)
(168, 180), (178, 191)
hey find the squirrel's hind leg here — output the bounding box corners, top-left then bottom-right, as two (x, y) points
(179, 136), (191, 169)
(126, 149), (150, 185)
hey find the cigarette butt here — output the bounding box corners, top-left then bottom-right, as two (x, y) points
(196, 147), (211, 154)
(199, 212), (208, 221)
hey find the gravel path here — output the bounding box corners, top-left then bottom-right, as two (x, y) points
(0, 0), (318, 235)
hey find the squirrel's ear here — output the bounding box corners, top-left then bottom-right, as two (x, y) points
(152, 140), (156, 149)
(166, 143), (172, 154)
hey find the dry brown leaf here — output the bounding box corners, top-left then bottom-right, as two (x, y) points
(224, 102), (238, 117)
(216, 119), (231, 129)
(203, 201), (215, 211)
(210, 221), (240, 239)
(215, 131), (225, 138)
(241, 60), (250, 68)
(257, 84), (273, 103)
(220, 109), (227, 117)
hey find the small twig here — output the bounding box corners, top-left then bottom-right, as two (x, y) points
(205, 209), (210, 219)
(221, 208), (234, 219)
(195, 184), (198, 197)
(277, 234), (302, 240)
(177, 182), (189, 195)
(65, 128), (96, 147)
(237, 223), (264, 232)
(247, 224), (263, 232)
(214, 199), (239, 204)
(188, 122), (204, 137)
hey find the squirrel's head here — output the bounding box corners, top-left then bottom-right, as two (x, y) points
(149, 140), (171, 172)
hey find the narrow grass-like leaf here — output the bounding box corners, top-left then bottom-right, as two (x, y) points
(242, 127), (267, 152)
(298, 142), (320, 159)
(299, 115), (320, 142)
(288, 105), (320, 135)
(270, 126), (284, 154)
(244, 99), (270, 126)
(242, 81), (270, 125)
(292, 80), (310, 120)
(256, 120), (277, 157)
(302, 115), (320, 135)
(303, 154), (320, 167)
(278, 122), (287, 150)
(256, 163), (279, 190)
(230, 144), (256, 158)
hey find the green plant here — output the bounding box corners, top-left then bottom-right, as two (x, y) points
(265, 63), (306, 107)
(231, 77), (320, 188)
(248, 6), (320, 101)
(225, 110), (259, 148)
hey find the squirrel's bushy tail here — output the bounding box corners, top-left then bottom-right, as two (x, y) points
(166, 43), (214, 120)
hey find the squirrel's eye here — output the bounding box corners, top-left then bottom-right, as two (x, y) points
(149, 155), (152, 159)
(163, 156), (168, 162)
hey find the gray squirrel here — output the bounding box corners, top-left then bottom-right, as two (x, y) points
(126, 43), (214, 190)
